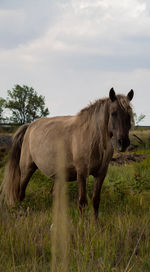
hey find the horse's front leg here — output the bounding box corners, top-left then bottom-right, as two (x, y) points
(92, 167), (108, 219)
(77, 171), (88, 215)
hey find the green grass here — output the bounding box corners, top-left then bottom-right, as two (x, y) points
(0, 137), (150, 271)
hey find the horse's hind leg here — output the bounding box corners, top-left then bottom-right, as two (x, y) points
(19, 151), (37, 201)
(19, 163), (37, 201)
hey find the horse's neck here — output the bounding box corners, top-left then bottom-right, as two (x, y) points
(78, 110), (108, 157)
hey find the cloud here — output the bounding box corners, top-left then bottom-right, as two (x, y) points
(1, 0), (150, 69)
(0, 0), (59, 49)
(1, 0), (150, 58)
(40, 0), (150, 56)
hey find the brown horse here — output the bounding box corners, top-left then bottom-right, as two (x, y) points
(1, 88), (134, 218)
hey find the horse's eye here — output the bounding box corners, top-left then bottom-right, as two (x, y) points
(112, 111), (117, 117)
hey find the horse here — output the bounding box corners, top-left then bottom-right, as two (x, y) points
(1, 88), (134, 219)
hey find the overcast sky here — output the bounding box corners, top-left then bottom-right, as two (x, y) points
(0, 0), (150, 124)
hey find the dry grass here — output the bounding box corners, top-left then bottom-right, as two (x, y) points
(51, 141), (70, 272)
(0, 176), (150, 271)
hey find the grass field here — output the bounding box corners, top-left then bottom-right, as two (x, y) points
(0, 130), (150, 272)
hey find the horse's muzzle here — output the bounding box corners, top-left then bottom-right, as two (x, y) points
(117, 137), (130, 152)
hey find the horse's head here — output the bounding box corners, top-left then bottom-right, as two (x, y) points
(108, 88), (134, 152)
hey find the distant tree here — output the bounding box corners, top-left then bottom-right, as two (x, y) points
(5, 85), (49, 124)
(134, 112), (146, 126)
(0, 97), (6, 123)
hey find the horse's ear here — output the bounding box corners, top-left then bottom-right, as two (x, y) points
(127, 89), (134, 101)
(109, 88), (116, 102)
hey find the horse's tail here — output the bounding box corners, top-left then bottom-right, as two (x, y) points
(1, 123), (29, 205)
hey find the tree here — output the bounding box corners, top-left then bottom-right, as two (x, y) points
(5, 85), (49, 124)
(0, 97), (6, 123)
(134, 112), (146, 126)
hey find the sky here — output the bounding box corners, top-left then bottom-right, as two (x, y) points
(0, 0), (150, 125)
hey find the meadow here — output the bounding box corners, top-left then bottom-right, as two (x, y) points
(0, 129), (150, 272)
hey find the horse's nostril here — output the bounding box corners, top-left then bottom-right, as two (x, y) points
(118, 139), (122, 146)
(117, 137), (130, 152)
(110, 132), (113, 138)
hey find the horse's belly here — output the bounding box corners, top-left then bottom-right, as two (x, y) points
(31, 141), (75, 179)
(66, 167), (77, 181)
(35, 159), (77, 181)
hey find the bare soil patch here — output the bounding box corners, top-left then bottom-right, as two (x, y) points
(111, 153), (146, 166)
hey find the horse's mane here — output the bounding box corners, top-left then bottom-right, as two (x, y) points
(78, 94), (134, 123)
(78, 98), (107, 116)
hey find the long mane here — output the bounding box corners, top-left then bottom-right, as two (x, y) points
(77, 97), (109, 151)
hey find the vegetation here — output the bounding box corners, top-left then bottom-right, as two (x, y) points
(133, 112), (146, 126)
(0, 85), (49, 124)
(0, 98), (5, 123)
(0, 130), (150, 271)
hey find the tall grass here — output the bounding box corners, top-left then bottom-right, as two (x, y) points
(51, 141), (70, 272)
